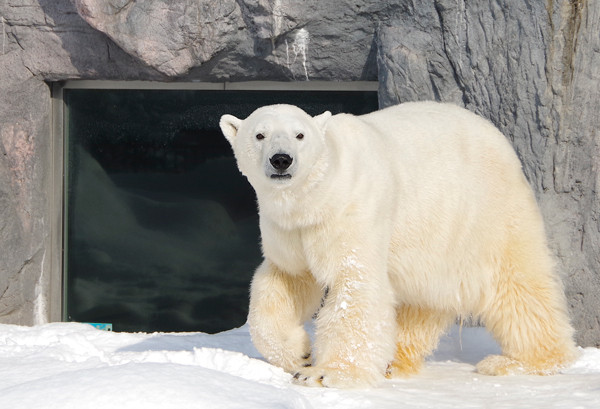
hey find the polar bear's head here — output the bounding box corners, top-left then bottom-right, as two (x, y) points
(220, 104), (332, 190)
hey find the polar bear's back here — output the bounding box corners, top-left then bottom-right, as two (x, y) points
(354, 101), (526, 189)
(349, 102), (542, 310)
(361, 102), (517, 161)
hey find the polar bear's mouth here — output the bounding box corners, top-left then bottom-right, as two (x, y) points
(270, 173), (292, 180)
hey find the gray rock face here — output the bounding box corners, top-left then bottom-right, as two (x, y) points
(0, 52), (50, 324)
(71, 0), (242, 77)
(70, 0), (383, 80)
(0, 0), (598, 345)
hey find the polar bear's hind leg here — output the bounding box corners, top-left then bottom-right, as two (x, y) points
(387, 305), (454, 377)
(477, 227), (577, 375)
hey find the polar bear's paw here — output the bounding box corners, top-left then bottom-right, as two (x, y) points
(385, 345), (425, 378)
(476, 352), (575, 376)
(476, 355), (526, 376)
(385, 358), (422, 378)
(292, 365), (379, 388)
(274, 327), (313, 372)
(283, 351), (312, 372)
(252, 324), (312, 373)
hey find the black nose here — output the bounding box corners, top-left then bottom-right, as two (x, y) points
(270, 153), (293, 170)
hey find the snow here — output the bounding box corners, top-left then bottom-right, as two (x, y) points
(1, 323), (599, 409)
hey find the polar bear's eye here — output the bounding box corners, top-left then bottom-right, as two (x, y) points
(255, 133), (265, 140)
(296, 133), (304, 140)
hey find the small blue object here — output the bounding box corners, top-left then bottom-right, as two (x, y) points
(87, 323), (113, 331)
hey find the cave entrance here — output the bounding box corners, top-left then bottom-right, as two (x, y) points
(60, 81), (378, 333)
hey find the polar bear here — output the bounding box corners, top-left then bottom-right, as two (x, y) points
(219, 101), (577, 388)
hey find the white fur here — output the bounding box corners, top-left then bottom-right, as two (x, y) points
(220, 102), (577, 388)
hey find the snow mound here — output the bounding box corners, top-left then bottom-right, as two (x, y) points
(0, 323), (598, 408)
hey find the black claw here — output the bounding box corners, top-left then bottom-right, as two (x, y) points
(303, 363), (312, 367)
(318, 375), (325, 386)
(302, 353), (311, 360)
(293, 372), (300, 379)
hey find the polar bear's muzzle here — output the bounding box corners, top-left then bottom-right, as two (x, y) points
(269, 153), (294, 180)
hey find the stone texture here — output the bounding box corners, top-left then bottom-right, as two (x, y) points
(70, 0), (384, 80)
(1, 0), (163, 80)
(71, 0), (242, 77)
(0, 50), (50, 324)
(0, 0), (598, 345)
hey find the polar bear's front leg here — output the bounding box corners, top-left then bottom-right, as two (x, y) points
(293, 253), (397, 388)
(248, 261), (323, 372)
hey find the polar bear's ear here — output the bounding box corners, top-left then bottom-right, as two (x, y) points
(313, 111), (332, 132)
(220, 114), (242, 145)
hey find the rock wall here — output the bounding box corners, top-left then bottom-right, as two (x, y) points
(0, 46), (51, 325)
(0, 0), (598, 346)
